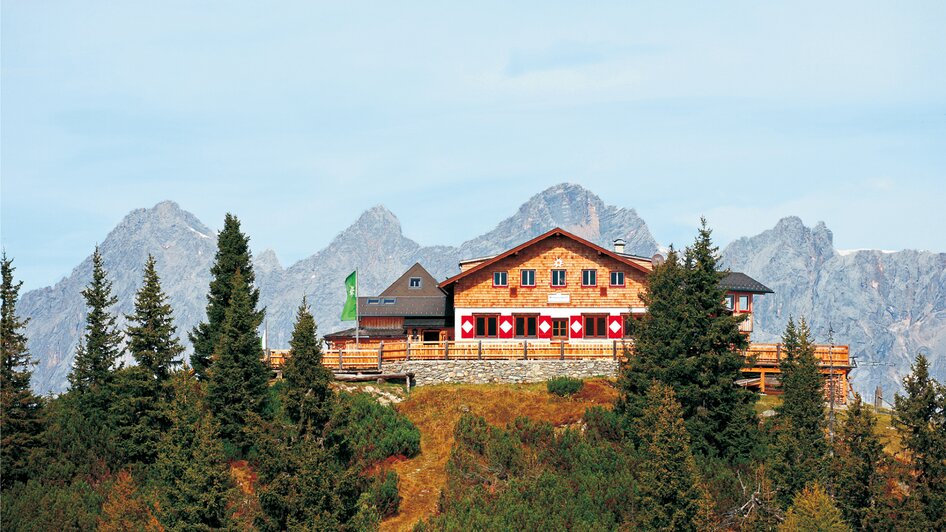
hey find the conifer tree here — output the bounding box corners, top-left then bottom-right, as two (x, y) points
(97, 470), (161, 531)
(636, 382), (713, 531)
(126, 255), (184, 380)
(778, 483), (850, 532)
(155, 370), (235, 529)
(190, 214), (260, 380)
(770, 317), (828, 508)
(69, 247), (124, 392)
(618, 219), (757, 460)
(1, 253), (44, 488)
(894, 354), (946, 529)
(833, 393), (885, 530)
(205, 270), (268, 452)
(283, 297), (334, 439)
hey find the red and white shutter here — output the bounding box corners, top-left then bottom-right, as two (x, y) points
(537, 315), (553, 339)
(499, 315), (515, 339)
(569, 315), (584, 339)
(459, 316), (475, 339)
(607, 315), (623, 339)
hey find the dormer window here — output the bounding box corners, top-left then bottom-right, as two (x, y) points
(409, 277), (422, 289)
(493, 271), (508, 287)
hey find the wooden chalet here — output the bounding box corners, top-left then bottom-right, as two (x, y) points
(314, 227), (852, 401)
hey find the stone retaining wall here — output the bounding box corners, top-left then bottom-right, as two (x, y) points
(380, 359), (620, 387)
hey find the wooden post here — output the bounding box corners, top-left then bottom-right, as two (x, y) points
(759, 369), (766, 393)
(560, 340), (565, 360)
(444, 340), (449, 360)
(612, 340), (617, 360)
(378, 341), (384, 370)
(338, 347), (344, 371)
(776, 343), (781, 362)
(406, 340), (411, 361)
(523, 340), (528, 360)
(874, 386), (883, 410)
(478, 340), (482, 360)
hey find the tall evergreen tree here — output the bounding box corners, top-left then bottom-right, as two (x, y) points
(189, 214), (260, 380)
(770, 317), (828, 508)
(833, 393), (885, 530)
(155, 370), (235, 529)
(636, 382), (713, 531)
(69, 246), (124, 392)
(894, 354), (946, 529)
(283, 298), (334, 439)
(126, 255), (184, 380)
(618, 219), (757, 460)
(778, 483), (850, 532)
(1, 253), (44, 489)
(205, 270), (268, 452)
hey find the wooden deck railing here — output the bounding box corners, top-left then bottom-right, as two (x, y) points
(267, 340), (851, 372)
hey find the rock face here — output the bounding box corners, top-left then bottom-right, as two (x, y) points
(721, 217), (946, 397)
(22, 184), (658, 394)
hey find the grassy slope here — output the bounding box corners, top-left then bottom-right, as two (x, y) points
(380, 379), (619, 532)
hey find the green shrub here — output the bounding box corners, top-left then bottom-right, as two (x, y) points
(328, 392), (421, 465)
(583, 406), (624, 443)
(1, 479), (103, 531)
(370, 471), (401, 518)
(547, 376), (584, 397)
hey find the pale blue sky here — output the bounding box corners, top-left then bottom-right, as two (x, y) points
(3, 1), (945, 290)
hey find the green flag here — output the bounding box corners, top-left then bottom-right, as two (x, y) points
(341, 271), (357, 321)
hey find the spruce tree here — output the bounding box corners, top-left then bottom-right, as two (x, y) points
(189, 214), (260, 380)
(205, 270), (268, 452)
(126, 255), (184, 380)
(833, 393), (885, 530)
(770, 317), (828, 508)
(894, 354), (946, 529)
(69, 247), (124, 392)
(283, 298), (334, 439)
(636, 382), (713, 531)
(156, 370), (235, 529)
(618, 219), (757, 460)
(1, 253), (44, 488)
(778, 483), (850, 532)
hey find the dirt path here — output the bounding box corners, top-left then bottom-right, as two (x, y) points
(380, 379), (618, 531)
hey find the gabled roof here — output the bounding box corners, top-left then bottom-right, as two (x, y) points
(380, 263), (445, 297)
(440, 227), (652, 288)
(720, 272), (773, 294)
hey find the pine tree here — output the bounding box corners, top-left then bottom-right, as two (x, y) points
(189, 214), (260, 380)
(69, 247), (124, 392)
(618, 219), (758, 460)
(126, 255), (184, 380)
(833, 393), (885, 530)
(770, 316), (828, 508)
(205, 270), (268, 452)
(894, 354), (946, 529)
(1, 253), (44, 488)
(636, 382), (713, 531)
(97, 470), (162, 531)
(778, 483), (850, 532)
(283, 298), (334, 439)
(155, 370), (236, 530)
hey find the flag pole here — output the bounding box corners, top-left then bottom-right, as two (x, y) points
(355, 269), (359, 346)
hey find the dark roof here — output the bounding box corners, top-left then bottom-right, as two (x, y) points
(441, 227), (651, 288)
(323, 327), (406, 340)
(721, 272), (773, 294)
(358, 296), (447, 317)
(404, 317), (450, 328)
(380, 263), (446, 297)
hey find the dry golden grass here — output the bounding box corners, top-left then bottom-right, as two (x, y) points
(379, 379), (619, 532)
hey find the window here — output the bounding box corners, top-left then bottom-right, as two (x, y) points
(610, 271), (625, 286)
(409, 277), (422, 289)
(724, 295), (735, 311)
(584, 315), (607, 338)
(520, 269), (536, 287)
(493, 271), (508, 287)
(367, 298), (381, 305)
(582, 269), (597, 287)
(738, 295), (750, 312)
(382, 298), (396, 305)
(475, 315), (498, 337)
(514, 315), (537, 338)
(552, 318), (568, 339)
(551, 269), (566, 287)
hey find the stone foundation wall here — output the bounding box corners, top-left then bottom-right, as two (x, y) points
(380, 359), (620, 387)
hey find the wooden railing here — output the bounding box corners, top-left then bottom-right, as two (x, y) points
(268, 340), (851, 372)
